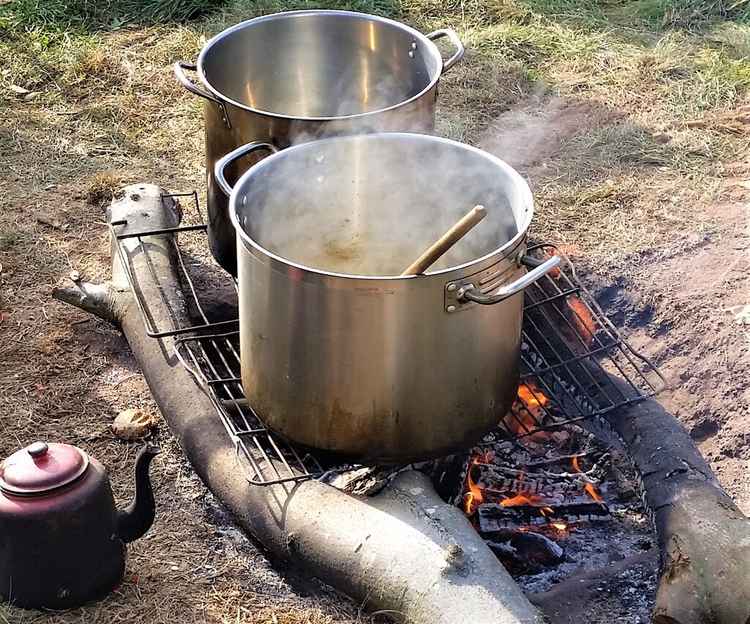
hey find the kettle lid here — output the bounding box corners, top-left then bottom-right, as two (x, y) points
(0, 442), (90, 496)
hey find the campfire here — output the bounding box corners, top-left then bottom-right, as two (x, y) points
(458, 382), (652, 587)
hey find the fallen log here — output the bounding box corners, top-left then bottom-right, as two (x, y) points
(597, 377), (750, 624)
(53, 184), (542, 624)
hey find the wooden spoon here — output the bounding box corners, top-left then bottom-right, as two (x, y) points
(401, 205), (487, 276)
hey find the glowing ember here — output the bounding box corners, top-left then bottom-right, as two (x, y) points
(571, 456), (604, 503)
(506, 382), (550, 436)
(550, 522), (568, 531)
(568, 295), (596, 346)
(543, 248), (562, 279)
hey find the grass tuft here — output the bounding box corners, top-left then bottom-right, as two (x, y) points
(634, 0), (750, 29)
(0, 0), (223, 31)
(0, 229), (28, 251)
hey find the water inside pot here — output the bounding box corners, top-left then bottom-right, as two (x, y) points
(234, 134), (532, 276)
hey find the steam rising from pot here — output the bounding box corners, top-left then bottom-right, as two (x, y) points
(234, 135), (531, 276)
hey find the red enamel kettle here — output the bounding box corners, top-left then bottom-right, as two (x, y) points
(0, 441), (159, 609)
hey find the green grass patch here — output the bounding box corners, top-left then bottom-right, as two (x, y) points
(634, 0), (750, 29)
(515, 0), (609, 24)
(468, 20), (608, 65)
(0, 229), (28, 251)
(0, 0), (224, 31)
(0, 0), (399, 34)
(0, 27), (101, 96)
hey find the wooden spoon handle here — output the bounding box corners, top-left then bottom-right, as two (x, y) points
(401, 205), (487, 276)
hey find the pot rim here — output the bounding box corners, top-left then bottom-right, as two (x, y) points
(196, 9), (446, 123)
(229, 133), (534, 281)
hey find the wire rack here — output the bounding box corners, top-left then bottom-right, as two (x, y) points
(115, 194), (665, 486)
(176, 330), (325, 485)
(506, 244), (665, 437)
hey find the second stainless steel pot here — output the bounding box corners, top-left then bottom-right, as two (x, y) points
(216, 133), (559, 463)
(175, 10), (464, 275)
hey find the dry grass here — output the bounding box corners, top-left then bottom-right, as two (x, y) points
(0, 0), (749, 621)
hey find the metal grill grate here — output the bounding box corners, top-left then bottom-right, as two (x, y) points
(173, 245), (664, 485)
(175, 331), (325, 485)
(116, 193), (664, 486)
(506, 244), (665, 437)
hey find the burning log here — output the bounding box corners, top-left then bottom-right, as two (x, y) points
(477, 502), (609, 532)
(52, 185), (543, 624)
(597, 374), (750, 624)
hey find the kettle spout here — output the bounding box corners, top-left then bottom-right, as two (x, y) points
(116, 444), (160, 544)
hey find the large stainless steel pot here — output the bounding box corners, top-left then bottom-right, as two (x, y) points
(175, 10), (464, 275)
(216, 134), (560, 463)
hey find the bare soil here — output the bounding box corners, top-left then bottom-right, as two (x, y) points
(592, 191), (750, 512)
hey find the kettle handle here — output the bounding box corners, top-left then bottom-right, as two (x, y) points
(214, 142), (279, 197)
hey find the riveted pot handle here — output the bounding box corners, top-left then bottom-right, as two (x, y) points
(426, 29), (465, 74)
(214, 142), (278, 197)
(174, 61), (232, 128)
(458, 255), (561, 305)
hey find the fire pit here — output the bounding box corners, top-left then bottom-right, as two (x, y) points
(52, 186), (750, 624)
(128, 189), (665, 607)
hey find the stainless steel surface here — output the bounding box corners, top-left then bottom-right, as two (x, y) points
(224, 133), (551, 462)
(455, 255), (562, 308)
(173, 61), (231, 128)
(175, 10), (464, 274)
(215, 142), (278, 197)
(426, 29), (464, 72)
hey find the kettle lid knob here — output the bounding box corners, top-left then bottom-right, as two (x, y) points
(27, 442), (49, 458)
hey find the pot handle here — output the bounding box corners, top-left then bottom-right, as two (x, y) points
(457, 255), (561, 305)
(173, 61), (232, 129)
(426, 29), (465, 74)
(214, 142), (279, 197)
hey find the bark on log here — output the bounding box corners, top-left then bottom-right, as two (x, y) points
(599, 378), (750, 624)
(53, 184), (542, 624)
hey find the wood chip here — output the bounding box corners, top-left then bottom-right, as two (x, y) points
(112, 408), (156, 441)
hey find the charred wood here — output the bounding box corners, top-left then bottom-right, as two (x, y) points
(477, 502), (609, 532)
(484, 529), (565, 573)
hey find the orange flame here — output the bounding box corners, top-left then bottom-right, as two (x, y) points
(500, 492), (543, 507)
(506, 382), (550, 436)
(568, 295), (596, 346)
(570, 456), (604, 503)
(464, 451), (493, 515)
(584, 483), (604, 503)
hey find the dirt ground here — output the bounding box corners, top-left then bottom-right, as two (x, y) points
(1, 0), (749, 622)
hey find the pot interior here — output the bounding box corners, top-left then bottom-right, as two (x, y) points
(200, 11), (440, 118)
(233, 134), (532, 277)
